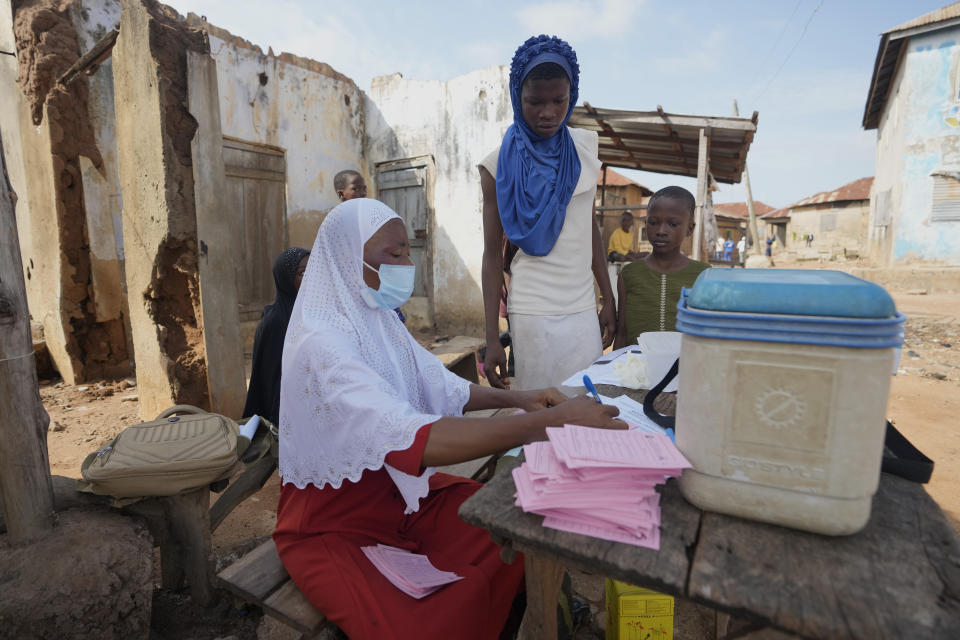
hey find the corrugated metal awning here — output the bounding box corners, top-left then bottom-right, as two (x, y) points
(568, 103), (758, 184)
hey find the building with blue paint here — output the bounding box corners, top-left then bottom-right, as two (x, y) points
(863, 3), (960, 267)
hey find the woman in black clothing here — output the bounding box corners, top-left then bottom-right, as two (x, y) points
(243, 247), (310, 426)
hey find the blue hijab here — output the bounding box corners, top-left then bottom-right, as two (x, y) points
(496, 35), (581, 257)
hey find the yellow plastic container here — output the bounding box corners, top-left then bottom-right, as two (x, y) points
(605, 579), (674, 640)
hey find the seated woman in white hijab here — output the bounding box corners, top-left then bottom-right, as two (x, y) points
(275, 198), (626, 640)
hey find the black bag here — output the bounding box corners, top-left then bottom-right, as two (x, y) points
(642, 358), (678, 431)
(641, 358), (934, 484)
(881, 420), (934, 483)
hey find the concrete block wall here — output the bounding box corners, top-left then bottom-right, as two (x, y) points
(112, 0), (210, 417)
(787, 201), (869, 254)
(1, 0), (129, 384)
(365, 67), (512, 334)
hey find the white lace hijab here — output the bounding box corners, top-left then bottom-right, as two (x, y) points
(278, 198), (472, 513)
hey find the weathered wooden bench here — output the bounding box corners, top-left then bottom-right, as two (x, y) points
(218, 538), (344, 639)
(108, 425), (277, 607)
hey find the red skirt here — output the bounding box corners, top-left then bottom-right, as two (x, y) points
(274, 470), (524, 640)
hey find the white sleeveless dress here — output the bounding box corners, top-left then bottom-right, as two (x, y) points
(479, 127), (604, 390)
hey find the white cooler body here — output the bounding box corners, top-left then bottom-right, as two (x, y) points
(675, 334), (896, 535)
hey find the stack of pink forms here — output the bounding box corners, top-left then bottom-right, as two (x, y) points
(513, 425), (691, 549)
(361, 544), (463, 599)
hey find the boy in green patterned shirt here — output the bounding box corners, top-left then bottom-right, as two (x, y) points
(614, 186), (710, 347)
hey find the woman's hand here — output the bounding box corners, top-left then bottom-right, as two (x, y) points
(546, 395), (628, 430)
(514, 387), (568, 412)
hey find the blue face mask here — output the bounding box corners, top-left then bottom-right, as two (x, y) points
(361, 261), (416, 310)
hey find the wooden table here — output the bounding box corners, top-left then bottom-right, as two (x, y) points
(427, 335), (483, 384)
(458, 391), (960, 639)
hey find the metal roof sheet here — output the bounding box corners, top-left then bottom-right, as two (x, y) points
(713, 201), (776, 220)
(595, 168), (653, 193)
(791, 177), (873, 207)
(885, 2), (960, 34)
(569, 103), (758, 184)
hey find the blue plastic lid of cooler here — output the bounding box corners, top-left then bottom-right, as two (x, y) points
(676, 270), (905, 348)
(685, 269), (896, 319)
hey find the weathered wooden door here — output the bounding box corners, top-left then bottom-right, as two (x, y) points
(375, 157), (434, 318)
(222, 137), (287, 318)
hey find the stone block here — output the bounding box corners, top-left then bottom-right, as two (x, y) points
(0, 508), (153, 639)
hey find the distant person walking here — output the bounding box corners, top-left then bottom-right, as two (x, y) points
(722, 236), (734, 262)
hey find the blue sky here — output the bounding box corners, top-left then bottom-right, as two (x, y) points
(164, 0), (946, 207)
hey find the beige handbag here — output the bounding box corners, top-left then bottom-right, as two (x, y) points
(78, 405), (243, 498)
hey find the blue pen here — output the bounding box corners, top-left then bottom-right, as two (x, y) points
(582, 375), (602, 404)
(665, 427), (676, 444)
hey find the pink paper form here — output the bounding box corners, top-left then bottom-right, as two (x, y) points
(513, 425), (693, 549)
(547, 425), (691, 470)
(361, 544), (462, 599)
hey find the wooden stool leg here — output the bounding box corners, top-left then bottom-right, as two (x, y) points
(716, 611), (731, 639)
(517, 547), (566, 640)
(163, 488), (214, 606)
(160, 537), (185, 590)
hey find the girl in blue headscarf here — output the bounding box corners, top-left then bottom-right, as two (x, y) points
(479, 35), (615, 392)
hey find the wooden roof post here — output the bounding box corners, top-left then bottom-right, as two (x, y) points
(0, 133), (55, 543)
(693, 127), (708, 261)
(734, 100), (762, 255)
(601, 164), (608, 207)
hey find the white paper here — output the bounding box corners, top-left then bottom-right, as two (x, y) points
(608, 395), (667, 436)
(561, 352), (678, 392)
(239, 415), (260, 440)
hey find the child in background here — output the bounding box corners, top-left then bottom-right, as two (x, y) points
(334, 169), (367, 202)
(334, 168), (407, 323)
(608, 211), (641, 262)
(614, 186), (710, 348)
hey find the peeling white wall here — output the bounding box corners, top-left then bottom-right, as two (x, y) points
(365, 66), (512, 333)
(2, 0), (126, 341)
(208, 34), (365, 250)
(74, 0), (125, 322)
(871, 27), (960, 266)
(0, 0), (42, 324)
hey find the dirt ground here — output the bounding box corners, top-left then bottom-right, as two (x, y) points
(36, 281), (960, 638)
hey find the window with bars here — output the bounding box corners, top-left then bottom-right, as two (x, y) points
(931, 173), (960, 222)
